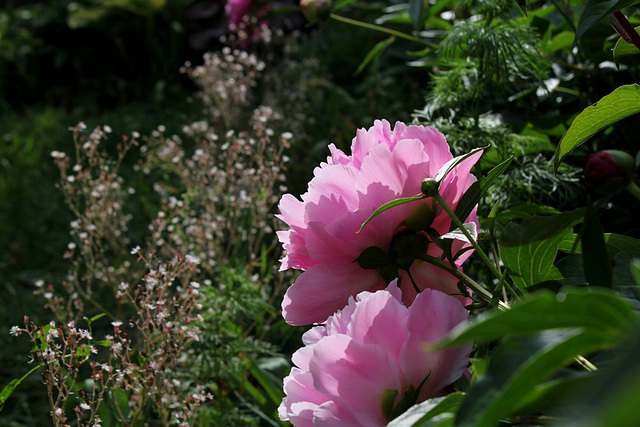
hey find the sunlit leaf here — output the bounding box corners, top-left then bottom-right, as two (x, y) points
(499, 210), (583, 288)
(436, 288), (636, 348)
(555, 84), (640, 169)
(388, 393), (463, 426)
(358, 195), (424, 232)
(0, 379), (21, 412)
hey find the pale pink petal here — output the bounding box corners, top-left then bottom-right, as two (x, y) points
(314, 401), (364, 427)
(282, 264), (383, 325)
(399, 289), (471, 399)
(346, 290), (408, 359)
(279, 367), (330, 426)
(310, 335), (402, 426)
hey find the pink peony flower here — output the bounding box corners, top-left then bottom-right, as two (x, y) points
(278, 283), (471, 426)
(277, 119), (481, 325)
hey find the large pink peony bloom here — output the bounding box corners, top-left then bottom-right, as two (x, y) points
(277, 119), (481, 325)
(278, 283), (471, 426)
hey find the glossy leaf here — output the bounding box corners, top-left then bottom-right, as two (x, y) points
(613, 25), (640, 63)
(436, 288), (635, 348)
(388, 393), (463, 426)
(456, 329), (619, 427)
(574, 0), (639, 43)
(555, 84), (640, 169)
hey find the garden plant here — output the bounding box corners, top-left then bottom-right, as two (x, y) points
(2, 0), (640, 426)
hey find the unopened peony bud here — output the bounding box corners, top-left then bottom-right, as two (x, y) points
(584, 149), (635, 195)
(300, 0), (332, 23)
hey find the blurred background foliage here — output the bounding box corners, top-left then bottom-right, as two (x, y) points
(1, 0), (640, 425)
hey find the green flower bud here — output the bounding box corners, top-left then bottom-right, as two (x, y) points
(300, 0), (332, 24)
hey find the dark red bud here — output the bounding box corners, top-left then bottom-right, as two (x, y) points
(584, 150), (635, 195)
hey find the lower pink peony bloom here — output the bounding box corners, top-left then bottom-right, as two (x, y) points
(277, 119), (481, 325)
(278, 283), (471, 426)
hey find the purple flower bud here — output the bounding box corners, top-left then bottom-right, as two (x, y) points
(584, 149), (635, 195)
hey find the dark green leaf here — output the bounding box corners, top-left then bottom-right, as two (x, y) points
(354, 36), (395, 76)
(436, 288), (635, 348)
(564, 324), (640, 427)
(574, 0), (639, 43)
(581, 199), (612, 287)
(555, 84), (640, 169)
(409, 0), (425, 30)
(456, 329), (618, 427)
(453, 156), (513, 228)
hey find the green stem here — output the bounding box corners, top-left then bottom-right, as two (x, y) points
(329, 13), (438, 48)
(432, 192), (504, 281)
(418, 253), (509, 311)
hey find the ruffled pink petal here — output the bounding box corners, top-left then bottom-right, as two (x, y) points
(279, 367), (331, 426)
(282, 263), (383, 325)
(313, 401), (364, 427)
(305, 164), (360, 215)
(346, 290), (408, 360)
(399, 289), (472, 399)
(309, 334), (403, 426)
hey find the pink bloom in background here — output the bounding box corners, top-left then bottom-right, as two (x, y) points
(277, 119), (481, 325)
(225, 0), (253, 30)
(278, 283), (471, 426)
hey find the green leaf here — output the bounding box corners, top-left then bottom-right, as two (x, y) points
(436, 288), (635, 348)
(456, 329), (619, 427)
(555, 84), (640, 169)
(499, 210), (583, 289)
(0, 379), (21, 412)
(453, 156), (513, 228)
(632, 258), (640, 285)
(388, 393), (463, 426)
(358, 195), (424, 232)
(434, 146), (486, 183)
(409, 0), (425, 30)
(574, 0), (639, 44)
(247, 357), (285, 407)
(581, 199), (612, 287)
(354, 36), (395, 76)
(333, 0), (358, 11)
(565, 324), (640, 427)
(613, 25), (640, 63)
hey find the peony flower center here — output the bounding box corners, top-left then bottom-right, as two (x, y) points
(355, 229), (431, 286)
